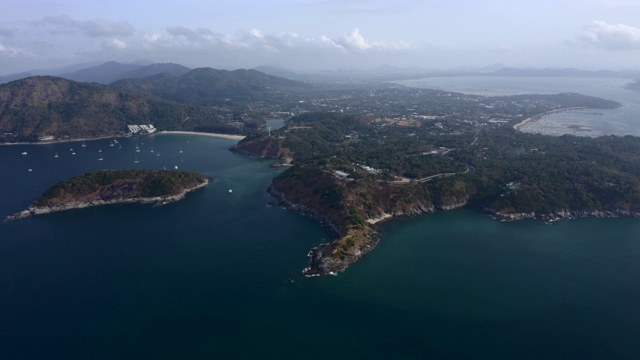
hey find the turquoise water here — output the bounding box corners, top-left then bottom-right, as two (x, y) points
(2, 135), (640, 359)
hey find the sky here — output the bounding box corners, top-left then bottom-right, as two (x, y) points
(1, 0), (639, 75)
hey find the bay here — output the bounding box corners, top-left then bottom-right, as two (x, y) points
(396, 76), (640, 137)
(1, 134), (640, 359)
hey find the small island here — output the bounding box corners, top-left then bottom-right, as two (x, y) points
(6, 169), (209, 221)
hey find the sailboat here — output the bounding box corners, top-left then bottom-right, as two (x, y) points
(81, 141), (87, 148)
(98, 148), (102, 153)
(134, 155), (139, 164)
(109, 141), (115, 147)
(54, 152), (59, 158)
(98, 155), (103, 161)
(135, 145), (140, 153)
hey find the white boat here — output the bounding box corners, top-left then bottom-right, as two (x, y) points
(98, 148), (102, 153)
(134, 155), (139, 164)
(174, 165), (178, 169)
(27, 168), (32, 172)
(71, 152), (76, 155)
(81, 141), (87, 148)
(228, 189), (233, 194)
(98, 155), (103, 161)
(21, 151), (27, 155)
(54, 152), (59, 158)
(109, 141), (115, 147)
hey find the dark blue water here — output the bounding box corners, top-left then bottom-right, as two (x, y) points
(2, 134), (640, 359)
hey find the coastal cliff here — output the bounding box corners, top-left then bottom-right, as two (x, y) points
(6, 169), (209, 221)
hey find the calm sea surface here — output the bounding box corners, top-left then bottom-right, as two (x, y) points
(2, 134), (640, 359)
(397, 76), (640, 137)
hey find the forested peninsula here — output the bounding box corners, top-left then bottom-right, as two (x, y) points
(233, 105), (640, 276)
(6, 169), (209, 220)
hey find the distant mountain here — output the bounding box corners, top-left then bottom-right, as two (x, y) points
(116, 63), (191, 81)
(252, 66), (309, 81)
(60, 61), (144, 84)
(112, 67), (313, 105)
(626, 80), (640, 91)
(0, 76), (222, 142)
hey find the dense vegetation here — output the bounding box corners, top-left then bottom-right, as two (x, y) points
(111, 68), (313, 106)
(0, 77), (236, 142)
(35, 169), (207, 207)
(270, 112), (640, 215)
(249, 109), (640, 274)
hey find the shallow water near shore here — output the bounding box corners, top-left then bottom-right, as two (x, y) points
(2, 134), (640, 359)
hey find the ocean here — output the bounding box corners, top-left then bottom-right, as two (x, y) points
(1, 118), (640, 358)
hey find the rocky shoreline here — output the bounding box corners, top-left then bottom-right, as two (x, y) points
(269, 179), (640, 276)
(268, 183), (437, 277)
(488, 207), (640, 224)
(5, 179), (209, 221)
(303, 231), (380, 277)
(269, 185), (377, 276)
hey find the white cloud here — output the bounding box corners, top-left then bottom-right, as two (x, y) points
(103, 38), (127, 50)
(0, 43), (25, 57)
(250, 28), (264, 39)
(335, 28), (371, 50)
(582, 20), (640, 49)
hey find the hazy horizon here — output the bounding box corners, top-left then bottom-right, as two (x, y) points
(1, 0), (640, 76)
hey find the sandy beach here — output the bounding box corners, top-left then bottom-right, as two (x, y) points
(513, 107), (585, 131)
(0, 131), (246, 146)
(366, 213), (393, 225)
(157, 131), (245, 140)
